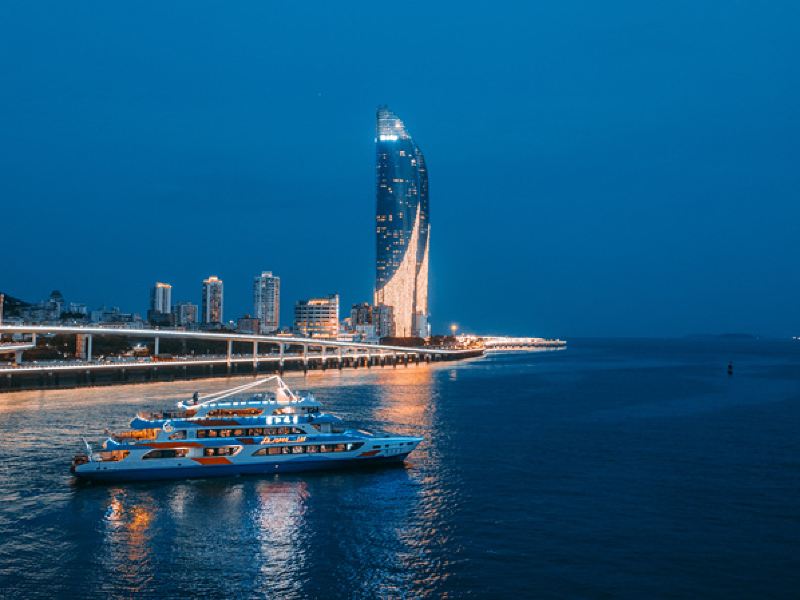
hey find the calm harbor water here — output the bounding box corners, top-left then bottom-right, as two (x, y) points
(1, 338), (799, 598)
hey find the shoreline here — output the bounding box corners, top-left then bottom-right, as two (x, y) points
(0, 348), (484, 394)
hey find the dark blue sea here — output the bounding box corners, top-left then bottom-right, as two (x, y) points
(1, 338), (799, 599)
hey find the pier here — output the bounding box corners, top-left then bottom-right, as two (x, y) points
(0, 325), (483, 393)
(478, 336), (567, 351)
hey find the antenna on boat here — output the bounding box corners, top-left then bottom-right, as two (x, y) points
(185, 375), (297, 408)
(275, 376), (297, 403)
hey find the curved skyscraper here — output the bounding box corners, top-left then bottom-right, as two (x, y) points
(374, 106), (430, 338)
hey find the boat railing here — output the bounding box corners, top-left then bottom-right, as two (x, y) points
(113, 428), (159, 441)
(136, 410), (193, 421)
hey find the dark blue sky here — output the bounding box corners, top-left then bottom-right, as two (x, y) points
(2, 2), (798, 337)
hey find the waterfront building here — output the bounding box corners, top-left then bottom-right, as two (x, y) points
(350, 302), (373, 327)
(18, 291), (62, 323)
(349, 303), (379, 341)
(89, 306), (143, 327)
(253, 271), (280, 333)
(148, 282), (173, 325)
(173, 302), (198, 327)
(374, 106), (430, 338)
(294, 294), (339, 338)
(150, 282), (172, 314)
(201, 276), (223, 326)
(66, 302), (88, 316)
(373, 304), (395, 339)
(5, 291), (92, 324)
(237, 315), (260, 334)
(47, 290), (64, 318)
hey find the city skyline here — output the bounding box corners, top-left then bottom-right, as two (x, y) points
(2, 4), (799, 598)
(2, 2), (799, 337)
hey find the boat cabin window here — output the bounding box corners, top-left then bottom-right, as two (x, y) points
(96, 450), (130, 462)
(115, 429), (159, 441)
(207, 408), (263, 417)
(168, 431), (187, 440)
(202, 446), (241, 457)
(142, 449), (189, 459)
(196, 427), (304, 438)
(251, 442), (363, 457)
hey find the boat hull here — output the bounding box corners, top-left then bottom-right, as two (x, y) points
(73, 453), (411, 482)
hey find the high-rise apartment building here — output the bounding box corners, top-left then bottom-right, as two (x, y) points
(150, 282), (172, 314)
(373, 304), (395, 339)
(173, 302), (198, 327)
(237, 315), (260, 334)
(253, 271), (280, 333)
(374, 106), (430, 338)
(201, 276), (224, 325)
(350, 302), (373, 326)
(294, 294), (339, 338)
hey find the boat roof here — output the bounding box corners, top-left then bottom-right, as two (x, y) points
(197, 394), (322, 409)
(176, 375), (318, 410)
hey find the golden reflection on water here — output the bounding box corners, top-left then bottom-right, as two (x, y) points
(3, 362), (467, 595)
(356, 365), (463, 593)
(370, 364), (434, 435)
(102, 488), (156, 593)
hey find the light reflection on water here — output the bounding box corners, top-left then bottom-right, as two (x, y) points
(3, 341), (800, 598)
(0, 362), (466, 598)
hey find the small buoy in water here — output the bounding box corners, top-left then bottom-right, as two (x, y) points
(727, 362), (734, 375)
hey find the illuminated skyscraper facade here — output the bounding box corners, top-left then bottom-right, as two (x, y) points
(374, 106), (430, 338)
(253, 271), (280, 333)
(173, 301), (198, 327)
(201, 276), (223, 325)
(150, 282), (172, 314)
(294, 294), (339, 338)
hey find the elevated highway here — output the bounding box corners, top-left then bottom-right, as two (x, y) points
(0, 325), (483, 392)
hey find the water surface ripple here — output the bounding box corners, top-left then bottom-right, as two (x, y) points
(1, 338), (799, 598)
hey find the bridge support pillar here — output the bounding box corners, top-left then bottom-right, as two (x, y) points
(14, 350), (23, 365)
(337, 348), (342, 369)
(302, 344), (308, 372)
(279, 343), (284, 373)
(87, 335), (93, 362)
(321, 346), (326, 370)
(226, 339), (232, 371)
(154, 336), (160, 356)
(253, 341), (258, 371)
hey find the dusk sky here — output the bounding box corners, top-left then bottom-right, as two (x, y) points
(2, 2), (798, 337)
